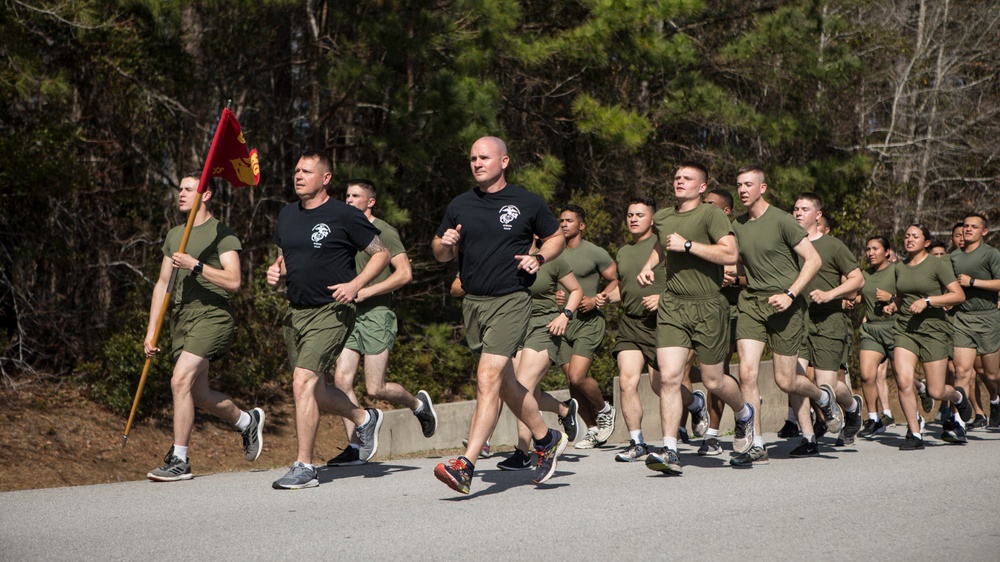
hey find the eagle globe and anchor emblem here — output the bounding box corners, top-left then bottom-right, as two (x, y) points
(498, 205), (520, 230)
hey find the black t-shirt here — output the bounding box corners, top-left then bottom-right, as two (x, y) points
(437, 184), (560, 296)
(274, 197), (380, 306)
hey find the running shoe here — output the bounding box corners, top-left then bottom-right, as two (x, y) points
(272, 462), (318, 490)
(434, 456), (474, 494)
(899, 431), (924, 451)
(497, 448), (533, 471)
(880, 413), (896, 429)
(326, 446), (363, 467)
(645, 447), (683, 475)
(733, 404), (755, 454)
(813, 418), (828, 440)
(414, 390), (438, 438)
(615, 440), (649, 462)
(818, 384), (845, 433)
(147, 447), (192, 482)
(558, 398), (580, 442)
(969, 414), (987, 430)
(678, 427), (690, 445)
(241, 407), (265, 462)
(989, 402), (1000, 428)
(940, 420), (967, 444)
(690, 390), (710, 438)
(462, 438), (492, 458)
(574, 428), (601, 449)
(938, 402), (951, 423)
(835, 429), (856, 447)
(955, 387), (973, 423)
(357, 408), (383, 462)
(595, 405), (617, 443)
(843, 395), (864, 441)
(858, 418), (878, 439)
(697, 437), (722, 456)
(730, 445), (768, 467)
(790, 438), (819, 457)
(777, 420), (801, 438)
(533, 429), (568, 485)
(918, 381), (933, 412)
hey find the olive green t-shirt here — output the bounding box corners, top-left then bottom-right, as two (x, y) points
(615, 235), (664, 317)
(355, 217), (406, 310)
(653, 204), (733, 298)
(950, 243), (1000, 312)
(861, 264), (896, 322)
(163, 216), (242, 307)
(528, 256), (573, 316)
(732, 205), (808, 293)
(805, 234), (859, 312)
(561, 240), (613, 297)
(894, 256), (957, 322)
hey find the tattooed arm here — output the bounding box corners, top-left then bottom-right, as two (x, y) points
(328, 235), (391, 304)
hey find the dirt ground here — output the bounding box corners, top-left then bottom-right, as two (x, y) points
(0, 382), (356, 493)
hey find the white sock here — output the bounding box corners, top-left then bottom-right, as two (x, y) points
(883, 409), (893, 417)
(738, 404), (752, 422)
(753, 436), (764, 448)
(235, 410), (251, 432)
(846, 398), (858, 413)
(954, 413), (966, 429)
(802, 433), (816, 443)
(301, 463), (315, 470)
(359, 410), (372, 427)
(954, 392), (964, 404)
(629, 429), (643, 443)
(599, 402), (612, 414)
(413, 401), (425, 415)
(991, 397), (999, 405)
(818, 388), (832, 406)
(918, 381), (927, 393)
(689, 393), (705, 412)
(706, 428), (719, 438)
(868, 413), (878, 421)
(786, 407), (796, 422)
(663, 437), (678, 451)
(172, 445), (188, 462)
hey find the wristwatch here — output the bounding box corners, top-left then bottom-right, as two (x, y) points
(684, 240), (693, 253)
(193, 261), (204, 276)
(970, 278), (976, 287)
(562, 309), (574, 320)
(534, 254), (546, 266)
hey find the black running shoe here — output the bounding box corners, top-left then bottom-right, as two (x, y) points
(730, 445), (768, 467)
(777, 420), (801, 438)
(790, 438), (819, 457)
(990, 402), (1000, 428)
(857, 418), (878, 439)
(899, 431), (925, 451)
(558, 399), (579, 442)
(969, 414), (987, 430)
(678, 427), (690, 444)
(813, 418), (828, 440)
(497, 448), (533, 471)
(414, 390), (438, 438)
(327, 446), (363, 467)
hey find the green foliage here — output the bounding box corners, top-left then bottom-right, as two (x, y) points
(509, 154), (564, 201)
(384, 323), (476, 402)
(573, 94), (652, 150)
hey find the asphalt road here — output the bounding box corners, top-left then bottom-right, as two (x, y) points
(3, 425), (998, 561)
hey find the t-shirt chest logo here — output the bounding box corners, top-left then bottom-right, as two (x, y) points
(499, 205), (521, 231)
(311, 223), (331, 247)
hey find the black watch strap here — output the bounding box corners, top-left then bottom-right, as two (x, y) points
(563, 309), (574, 320)
(193, 261), (204, 276)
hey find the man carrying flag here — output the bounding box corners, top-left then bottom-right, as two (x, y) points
(145, 170), (265, 481)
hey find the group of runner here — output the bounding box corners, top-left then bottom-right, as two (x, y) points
(143, 137), (1000, 494)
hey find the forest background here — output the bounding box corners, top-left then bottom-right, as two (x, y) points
(2, 0), (998, 423)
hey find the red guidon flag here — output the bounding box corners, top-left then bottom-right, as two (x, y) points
(197, 108), (260, 192)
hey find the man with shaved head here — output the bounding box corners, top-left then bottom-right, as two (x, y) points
(432, 136), (568, 494)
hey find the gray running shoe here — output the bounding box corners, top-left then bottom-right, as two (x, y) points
(690, 390), (710, 438)
(533, 430), (568, 485)
(614, 440), (649, 462)
(326, 446), (363, 467)
(843, 395), (863, 441)
(733, 404), (755, 454)
(558, 398), (580, 442)
(645, 448), (683, 475)
(414, 390), (438, 438)
(147, 448), (192, 482)
(730, 445), (769, 467)
(955, 387), (973, 423)
(818, 384), (845, 434)
(497, 448), (533, 471)
(697, 437), (722, 456)
(241, 407), (265, 462)
(918, 381), (934, 412)
(595, 405), (616, 443)
(356, 408), (383, 462)
(574, 428), (601, 449)
(272, 462), (317, 490)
